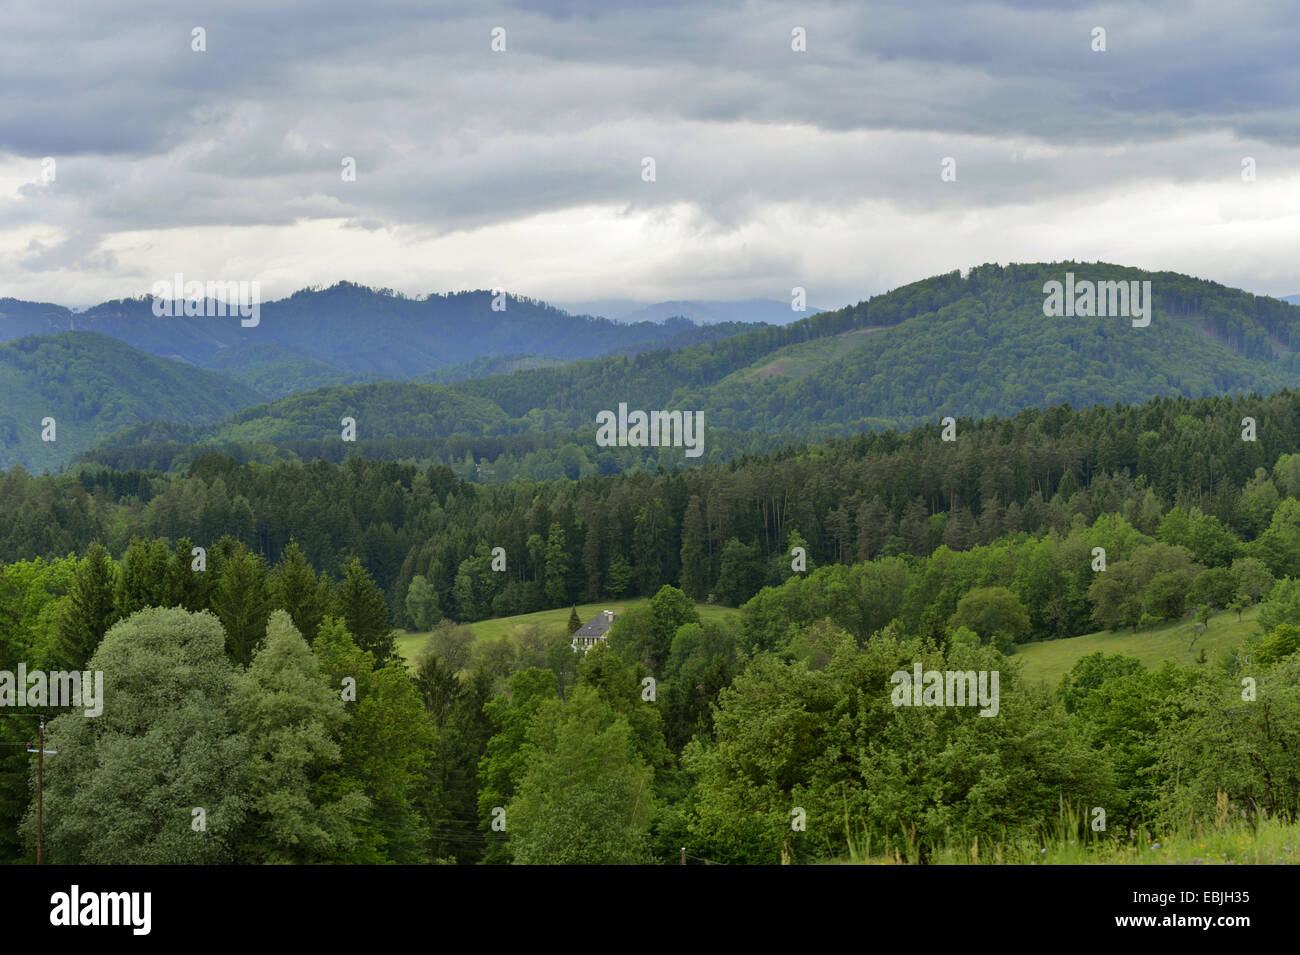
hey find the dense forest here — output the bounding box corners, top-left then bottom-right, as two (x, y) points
(0, 292), (771, 471)
(43, 263), (1300, 482)
(4, 382), (1300, 863)
(5, 387), (1299, 627)
(0, 333), (264, 472)
(450, 262), (1300, 431)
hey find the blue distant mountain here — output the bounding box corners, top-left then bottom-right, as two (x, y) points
(0, 284), (767, 398)
(558, 298), (827, 326)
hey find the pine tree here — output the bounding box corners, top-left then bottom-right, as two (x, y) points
(544, 523), (571, 607)
(580, 508), (604, 601)
(857, 495), (891, 562)
(942, 506), (975, 550)
(333, 557), (397, 663)
(168, 536), (213, 612)
(423, 665), (493, 863)
(568, 605), (582, 635)
(210, 543), (272, 667)
(114, 537), (174, 618)
(271, 541), (328, 641)
(679, 495), (709, 599)
(51, 543), (119, 671)
(900, 497), (931, 557)
(606, 553), (634, 597)
(414, 651), (463, 727)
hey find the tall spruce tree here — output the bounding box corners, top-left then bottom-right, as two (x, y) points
(210, 543), (273, 667)
(332, 557), (396, 663)
(271, 541), (329, 642)
(51, 542), (119, 671)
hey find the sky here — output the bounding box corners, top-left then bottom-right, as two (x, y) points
(2, 0), (1298, 311)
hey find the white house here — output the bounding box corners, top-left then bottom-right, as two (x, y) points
(571, 610), (617, 652)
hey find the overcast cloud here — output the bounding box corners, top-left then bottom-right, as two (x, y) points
(2, 0), (1297, 308)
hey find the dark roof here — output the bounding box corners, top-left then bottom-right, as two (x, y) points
(574, 613), (615, 638)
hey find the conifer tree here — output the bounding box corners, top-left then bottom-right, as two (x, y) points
(51, 543), (119, 671)
(333, 556), (397, 663)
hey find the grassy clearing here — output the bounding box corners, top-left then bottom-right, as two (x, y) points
(721, 326), (889, 384)
(837, 810), (1300, 865)
(397, 599), (1259, 679)
(1014, 604), (1260, 688)
(395, 599), (740, 664)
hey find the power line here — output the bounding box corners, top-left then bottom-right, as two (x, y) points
(682, 851), (726, 865)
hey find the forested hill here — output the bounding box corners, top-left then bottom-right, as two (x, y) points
(451, 262), (1300, 432)
(11, 385), (1300, 632)
(0, 332), (264, 472)
(16, 262), (1300, 477)
(64, 271), (975, 471)
(0, 284), (768, 398)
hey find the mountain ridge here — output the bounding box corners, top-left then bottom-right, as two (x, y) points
(11, 261), (1300, 476)
(0, 284), (771, 399)
(58, 262), (1300, 479)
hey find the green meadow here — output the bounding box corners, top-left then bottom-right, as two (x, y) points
(398, 600), (1259, 684)
(838, 812), (1300, 865)
(1014, 604), (1260, 687)
(396, 599), (740, 664)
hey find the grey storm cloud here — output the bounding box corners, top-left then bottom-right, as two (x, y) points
(0, 0), (1298, 303)
(20, 232), (119, 273)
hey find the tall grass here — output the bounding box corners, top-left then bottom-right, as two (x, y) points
(838, 797), (1300, 865)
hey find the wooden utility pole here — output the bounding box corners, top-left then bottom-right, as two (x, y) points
(27, 717), (58, 866)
